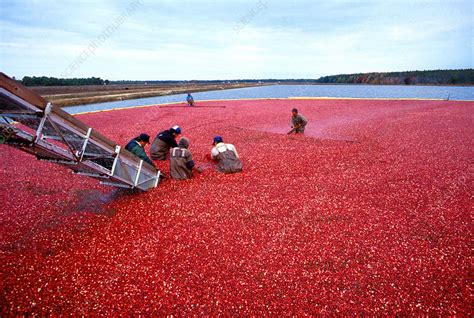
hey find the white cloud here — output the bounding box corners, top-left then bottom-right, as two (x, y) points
(1, 0), (472, 79)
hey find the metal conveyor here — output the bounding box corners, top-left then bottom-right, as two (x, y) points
(0, 72), (161, 191)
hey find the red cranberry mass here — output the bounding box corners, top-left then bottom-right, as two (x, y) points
(0, 99), (471, 315)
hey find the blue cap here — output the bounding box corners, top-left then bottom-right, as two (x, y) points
(171, 125), (181, 135)
(213, 136), (223, 145)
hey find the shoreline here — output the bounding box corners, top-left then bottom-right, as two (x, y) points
(34, 82), (474, 108)
(34, 83), (270, 107)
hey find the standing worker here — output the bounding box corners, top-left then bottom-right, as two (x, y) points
(186, 93), (194, 106)
(169, 137), (196, 180)
(210, 136), (242, 174)
(289, 108), (308, 134)
(150, 125), (182, 160)
(125, 133), (156, 167)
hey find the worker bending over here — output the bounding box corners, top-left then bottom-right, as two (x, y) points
(125, 133), (155, 167)
(169, 137), (195, 180)
(150, 125), (181, 160)
(290, 108), (308, 134)
(186, 93), (194, 106)
(211, 136), (242, 174)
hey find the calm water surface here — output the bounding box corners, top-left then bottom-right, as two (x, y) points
(65, 84), (473, 114)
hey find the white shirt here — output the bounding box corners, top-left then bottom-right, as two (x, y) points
(211, 142), (239, 159)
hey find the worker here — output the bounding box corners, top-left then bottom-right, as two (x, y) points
(169, 137), (195, 180)
(186, 93), (194, 106)
(290, 108), (308, 134)
(125, 133), (155, 167)
(210, 136), (242, 174)
(150, 125), (182, 161)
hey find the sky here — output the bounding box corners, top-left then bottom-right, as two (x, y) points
(0, 0), (472, 80)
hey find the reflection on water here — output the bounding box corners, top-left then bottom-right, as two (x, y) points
(65, 84), (473, 114)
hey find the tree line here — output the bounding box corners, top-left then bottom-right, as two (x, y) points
(19, 69), (473, 86)
(21, 76), (109, 86)
(315, 69), (474, 85)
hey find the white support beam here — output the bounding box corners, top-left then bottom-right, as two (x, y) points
(110, 145), (121, 175)
(79, 127), (92, 160)
(134, 160), (144, 186)
(154, 170), (161, 188)
(35, 102), (52, 140)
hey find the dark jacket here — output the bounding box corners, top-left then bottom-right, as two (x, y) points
(125, 139), (155, 167)
(150, 130), (178, 160)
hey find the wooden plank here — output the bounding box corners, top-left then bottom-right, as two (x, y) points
(0, 72), (48, 110)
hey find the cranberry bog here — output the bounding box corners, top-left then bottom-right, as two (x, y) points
(0, 98), (472, 315)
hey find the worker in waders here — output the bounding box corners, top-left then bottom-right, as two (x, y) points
(210, 136), (242, 174)
(150, 125), (181, 161)
(186, 93), (194, 106)
(125, 133), (156, 168)
(169, 137), (195, 180)
(290, 108), (308, 134)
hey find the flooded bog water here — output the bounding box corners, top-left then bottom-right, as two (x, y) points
(64, 84), (474, 114)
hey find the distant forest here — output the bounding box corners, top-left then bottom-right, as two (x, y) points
(21, 76), (109, 86)
(315, 69), (474, 85)
(19, 69), (473, 86)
